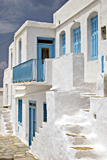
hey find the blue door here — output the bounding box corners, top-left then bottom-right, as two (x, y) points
(74, 26), (81, 53)
(62, 34), (65, 55)
(29, 100), (36, 146)
(91, 15), (98, 60)
(37, 38), (55, 82)
(43, 102), (47, 122)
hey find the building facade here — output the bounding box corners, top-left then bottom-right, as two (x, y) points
(2, 0), (107, 159)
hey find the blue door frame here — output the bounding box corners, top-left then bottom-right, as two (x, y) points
(43, 102), (47, 122)
(29, 100), (36, 146)
(37, 37), (55, 82)
(74, 26), (81, 53)
(91, 15), (98, 60)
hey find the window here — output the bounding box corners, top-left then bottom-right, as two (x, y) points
(91, 15), (98, 60)
(11, 53), (13, 69)
(73, 26), (81, 53)
(43, 102), (47, 122)
(60, 31), (66, 55)
(19, 40), (22, 63)
(18, 99), (22, 124)
(87, 12), (98, 60)
(71, 22), (81, 53)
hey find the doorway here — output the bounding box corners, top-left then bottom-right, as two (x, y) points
(29, 100), (36, 146)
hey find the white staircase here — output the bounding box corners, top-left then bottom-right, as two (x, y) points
(0, 108), (13, 135)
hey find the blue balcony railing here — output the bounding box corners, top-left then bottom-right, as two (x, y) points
(13, 59), (45, 83)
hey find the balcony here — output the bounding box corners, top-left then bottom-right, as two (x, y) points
(13, 59), (52, 85)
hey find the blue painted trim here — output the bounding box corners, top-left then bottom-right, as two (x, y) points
(29, 100), (36, 146)
(74, 26), (81, 53)
(18, 99), (22, 125)
(37, 37), (55, 82)
(43, 102), (47, 122)
(101, 55), (104, 73)
(17, 126), (19, 132)
(91, 15), (98, 60)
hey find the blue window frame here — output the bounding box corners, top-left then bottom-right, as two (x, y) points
(18, 99), (22, 124)
(19, 40), (22, 63)
(74, 26), (81, 53)
(91, 15), (98, 60)
(43, 102), (47, 122)
(62, 33), (65, 55)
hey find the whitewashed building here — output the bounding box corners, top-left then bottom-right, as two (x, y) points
(2, 0), (107, 159)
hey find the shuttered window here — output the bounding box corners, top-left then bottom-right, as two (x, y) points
(74, 26), (81, 53)
(91, 15), (98, 60)
(62, 33), (65, 55)
(43, 102), (47, 122)
(18, 99), (22, 124)
(19, 40), (22, 63)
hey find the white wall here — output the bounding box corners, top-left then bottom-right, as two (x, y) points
(27, 26), (55, 60)
(52, 53), (84, 91)
(15, 28), (27, 66)
(89, 97), (107, 148)
(0, 88), (3, 107)
(55, 0), (101, 83)
(16, 92), (46, 145)
(3, 68), (12, 106)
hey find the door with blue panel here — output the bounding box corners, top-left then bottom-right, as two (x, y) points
(37, 38), (55, 82)
(74, 26), (81, 53)
(91, 15), (98, 60)
(43, 102), (47, 122)
(29, 101), (36, 146)
(62, 34), (65, 55)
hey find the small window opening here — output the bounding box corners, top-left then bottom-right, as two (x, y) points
(94, 114), (97, 119)
(101, 26), (106, 40)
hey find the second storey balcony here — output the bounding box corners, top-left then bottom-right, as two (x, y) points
(13, 59), (52, 85)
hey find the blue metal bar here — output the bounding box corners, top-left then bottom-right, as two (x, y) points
(101, 55), (104, 73)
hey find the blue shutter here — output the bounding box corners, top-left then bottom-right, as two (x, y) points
(19, 41), (22, 63)
(62, 34), (65, 55)
(101, 55), (104, 73)
(18, 99), (22, 124)
(91, 15), (98, 60)
(74, 26), (81, 53)
(43, 103), (47, 122)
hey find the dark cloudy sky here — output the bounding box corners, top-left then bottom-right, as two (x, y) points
(0, 0), (68, 87)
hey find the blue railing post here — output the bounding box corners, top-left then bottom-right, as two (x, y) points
(101, 55), (104, 73)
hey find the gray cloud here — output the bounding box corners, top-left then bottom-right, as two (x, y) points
(0, 0), (68, 34)
(0, 61), (8, 70)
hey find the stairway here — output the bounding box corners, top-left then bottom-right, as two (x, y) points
(63, 109), (106, 160)
(0, 108), (13, 135)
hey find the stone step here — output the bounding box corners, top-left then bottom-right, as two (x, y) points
(66, 133), (86, 145)
(63, 124), (83, 134)
(70, 146), (97, 159)
(3, 114), (11, 118)
(7, 130), (13, 134)
(4, 118), (11, 122)
(6, 126), (13, 130)
(5, 122), (12, 127)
